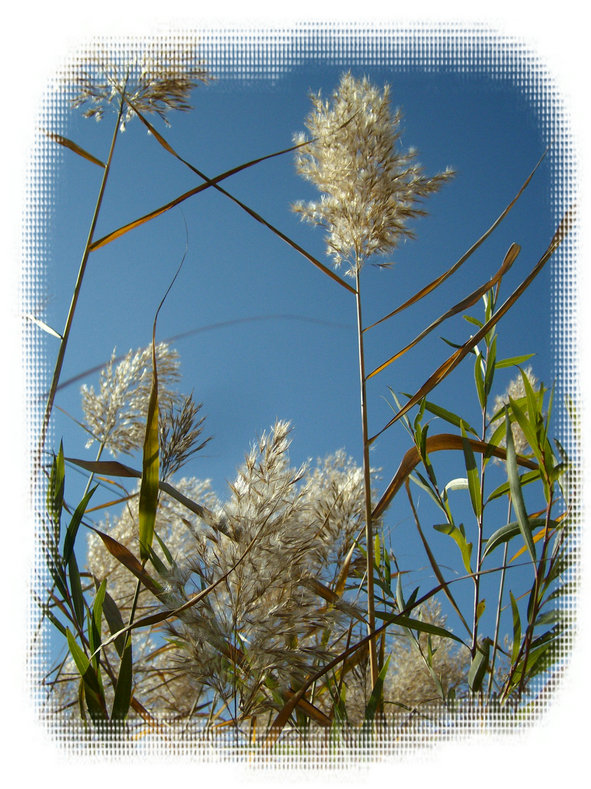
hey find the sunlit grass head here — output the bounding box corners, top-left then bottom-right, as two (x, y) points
(292, 72), (454, 277)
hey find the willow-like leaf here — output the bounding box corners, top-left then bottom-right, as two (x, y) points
(482, 517), (549, 562)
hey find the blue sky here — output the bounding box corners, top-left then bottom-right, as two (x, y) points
(40, 43), (564, 657)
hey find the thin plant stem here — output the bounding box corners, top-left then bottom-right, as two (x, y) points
(471, 405), (488, 658)
(36, 95), (126, 474)
(354, 262), (378, 691)
(488, 502), (512, 696)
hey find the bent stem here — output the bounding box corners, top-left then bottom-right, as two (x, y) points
(36, 96), (126, 473)
(354, 263), (378, 691)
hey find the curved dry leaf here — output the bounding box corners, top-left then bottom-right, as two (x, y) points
(373, 433), (538, 520)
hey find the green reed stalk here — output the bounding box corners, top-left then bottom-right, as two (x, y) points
(354, 262), (378, 690)
(36, 96), (126, 472)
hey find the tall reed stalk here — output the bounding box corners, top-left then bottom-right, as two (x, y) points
(37, 96), (125, 472)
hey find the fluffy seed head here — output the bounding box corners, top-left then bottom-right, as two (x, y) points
(70, 40), (210, 130)
(81, 342), (181, 456)
(293, 72), (454, 277)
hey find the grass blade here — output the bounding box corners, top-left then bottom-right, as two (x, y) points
(406, 480), (472, 635)
(44, 130), (106, 168)
(63, 485), (97, 563)
(461, 425), (482, 520)
(370, 210), (572, 444)
(505, 408), (537, 565)
(363, 152), (548, 331)
(89, 526), (163, 596)
(373, 433), (537, 520)
(111, 636), (133, 721)
(66, 456), (224, 531)
(367, 243), (519, 376)
(364, 656), (390, 722)
(138, 348), (159, 563)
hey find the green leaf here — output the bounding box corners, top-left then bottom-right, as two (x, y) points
(91, 579), (107, 662)
(495, 353), (535, 369)
(68, 551), (85, 628)
(482, 517), (549, 561)
(474, 349), (486, 409)
(100, 587), (127, 657)
(464, 315), (483, 329)
(510, 591), (522, 664)
(486, 469), (541, 504)
(66, 629), (107, 721)
(462, 425), (482, 520)
(364, 656), (391, 722)
(433, 522), (473, 574)
(508, 396), (540, 465)
(505, 408), (537, 564)
(468, 638), (491, 693)
(138, 356), (159, 562)
(111, 636), (133, 721)
(484, 335), (497, 397)
(47, 442), (65, 535)
(375, 610), (466, 646)
(63, 485), (98, 564)
(415, 397), (479, 437)
(476, 599), (486, 622)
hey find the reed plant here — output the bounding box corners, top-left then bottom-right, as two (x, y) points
(35, 51), (574, 752)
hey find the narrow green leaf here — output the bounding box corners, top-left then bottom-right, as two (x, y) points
(468, 638), (491, 693)
(484, 335), (497, 397)
(464, 315), (483, 329)
(47, 442), (65, 532)
(433, 522), (473, 574)
(63, 485), (98, 563)
(411, 397), (479, 437)
(66, 629), (107, 720)
(482, 517), (548, 561)
(364, 656), (391, 722)
(474, 349), (486, 410)
(476, 599), (486, 622)
(111, 637), (133, 721)
(68, 552), (85, 628)
(508, 396), (545, 482)
(486, 469), (541, 504)
(374, 611), (466, 646)
(505, 408), (537, 564)
(510, 591), (522, 664)
(91, 579), (107, 660)
(100, 587), (127, 657)
(495, 353), (535, 370)
(138, 362), (159, 563)
(462, 425), (482, 520)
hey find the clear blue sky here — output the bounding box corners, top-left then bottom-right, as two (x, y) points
(43, 48), (561, 650)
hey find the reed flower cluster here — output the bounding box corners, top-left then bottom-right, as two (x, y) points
(70, 42), (210, 129)
(292, 72), (454, 276)
(81, 342), (181, 456)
